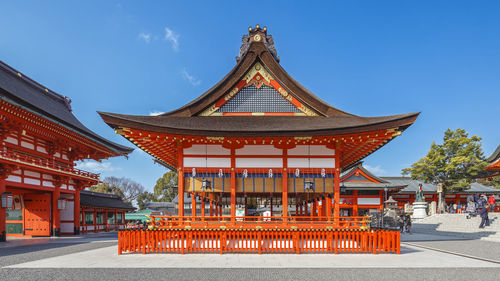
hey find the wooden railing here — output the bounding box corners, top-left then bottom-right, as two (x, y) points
(0, 148), (99, 179)
(147, 215), (371, 230)
(118, 228), (400, 255)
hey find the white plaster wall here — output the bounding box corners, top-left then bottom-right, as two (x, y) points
(60, 222), (74, 233)
(184, 157), (231, 168)
(184, 145), (230, 155)
(287, 158), (309, 168)
(358, 198), (381, 205)
(6, 175), (22, 182)
(24, 170), (40, 178)
(288, 145), (335, 156)
(36, 146), (47, 153)
(235, 158), (283, 168)
(310, 158), (335, 168)
(21, 141), (34, 149)
(5, 136), (18, 144)
(60, 201), (74, 221)
(43, 181), (55, 187)
(24, 178), (40, 185)
(236, 145), (282, 155)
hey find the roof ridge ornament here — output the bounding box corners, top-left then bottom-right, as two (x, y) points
(237, 24), (279, 63)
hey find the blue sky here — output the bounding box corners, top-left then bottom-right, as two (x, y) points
(1, 1), (499, 191)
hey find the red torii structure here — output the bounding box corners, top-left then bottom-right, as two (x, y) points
(101, 25), (418, 254)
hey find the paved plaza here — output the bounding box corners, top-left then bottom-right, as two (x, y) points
(1, 231), (500, 281)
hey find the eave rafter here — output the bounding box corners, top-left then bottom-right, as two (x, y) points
(115, 126), (402, 171)
(0, 99), (118, 160)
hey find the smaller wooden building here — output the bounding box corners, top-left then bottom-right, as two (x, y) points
(79, 190), (134, 233)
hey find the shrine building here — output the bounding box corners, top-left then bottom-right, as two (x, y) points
(0, 60), (132, 241)
(100, 25), (419, 225)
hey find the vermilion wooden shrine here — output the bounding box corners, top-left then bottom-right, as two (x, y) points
(101, 25), (419, 254)
(0, 60), (132, 241)
(486, 145), (500, 175)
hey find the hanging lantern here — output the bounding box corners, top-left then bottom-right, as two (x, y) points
(1, 192), (13, 209)
(268, 169), (273, 178)
(218, 169), (223, 178)
(321, 168), (326, 178)
(295, 168), (300, 177)
(202, 178), (212, 190)
(243, 169), (248, 178)
(57, 198), (67, 210)
(192, 168), (196, 177)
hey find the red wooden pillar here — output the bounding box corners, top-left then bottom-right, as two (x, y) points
(74, 190), (80, 235)
(114, 210), (117, 230)
(0, 179), (6, 242)
(379, 190), (384, 210)
(282, 149), (288, 221)
(334, 147), (341, 223)
(178, 144), (184, 219)
(310, 200), (315, 220)
(52, 185), (61, 236)
(326, 194), (332, 220)
(230, 148), (236, 222)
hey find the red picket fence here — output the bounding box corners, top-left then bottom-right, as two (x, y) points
(118, 229), (400, 255)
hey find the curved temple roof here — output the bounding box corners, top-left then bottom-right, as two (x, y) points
(0, 60), (133, 156)
(100, 26), (419, 138)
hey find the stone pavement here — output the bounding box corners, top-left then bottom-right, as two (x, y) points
(1, 231), (500, 281)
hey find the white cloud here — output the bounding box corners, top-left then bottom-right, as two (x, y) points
(149, 110), (165, 116)
(164, 27), (179, 51)
(138, 32), (151, 43)
(76, 161), (118, 173)
(363, 164), (387, 176)
(181, 68), (200, 86)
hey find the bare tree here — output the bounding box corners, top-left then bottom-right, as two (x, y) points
(90, 176), (145, 204)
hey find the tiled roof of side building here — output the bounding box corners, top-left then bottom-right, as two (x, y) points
(80, 190), (135, 210)
(0, 60), (133, 156)
(382, 177), (500, 194)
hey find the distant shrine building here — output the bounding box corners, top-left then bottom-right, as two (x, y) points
(100, 25), (420, 222)
(0, 61), (132, 241)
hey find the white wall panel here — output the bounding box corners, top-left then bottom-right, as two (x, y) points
(37, 146), (47, 153)
(60, 222), (74, 233)
(43, 181), (55, 187)
(184, 145), (230, 155)
(288, 145), (335, 156)
(6, 175), (22, 183)
(24, 170), (41, 178)
(42, 174), (53, 180)
(236, 158), (282, 168)
(310, 158), (335, 168)
(287, 158), (309, 168)
(60, 201), (74, 221)
(206, 158), (231, 167)
(21, 141), (34, 149)
(236, 145), (282, 155)
(24, 178), (40, 185)
(184, 157), (230, 167)
(287, 158), (335, 168)
(358, 198), (381, 205)
(5, 136), (18, 144)
(12, 169), (22, 175)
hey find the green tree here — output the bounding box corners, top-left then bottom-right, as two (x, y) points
(136, 191), (156, 210)
(402, 128), (488, 212)
(153, 171), (178, 202)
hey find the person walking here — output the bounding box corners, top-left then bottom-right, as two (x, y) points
(488, 195), (496, 212)
(479, 204), (489, 228)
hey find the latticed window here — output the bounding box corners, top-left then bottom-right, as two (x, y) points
(217, 85), (300, 113)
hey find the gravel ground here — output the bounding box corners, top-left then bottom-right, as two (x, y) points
(1, 268), (500, 281)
